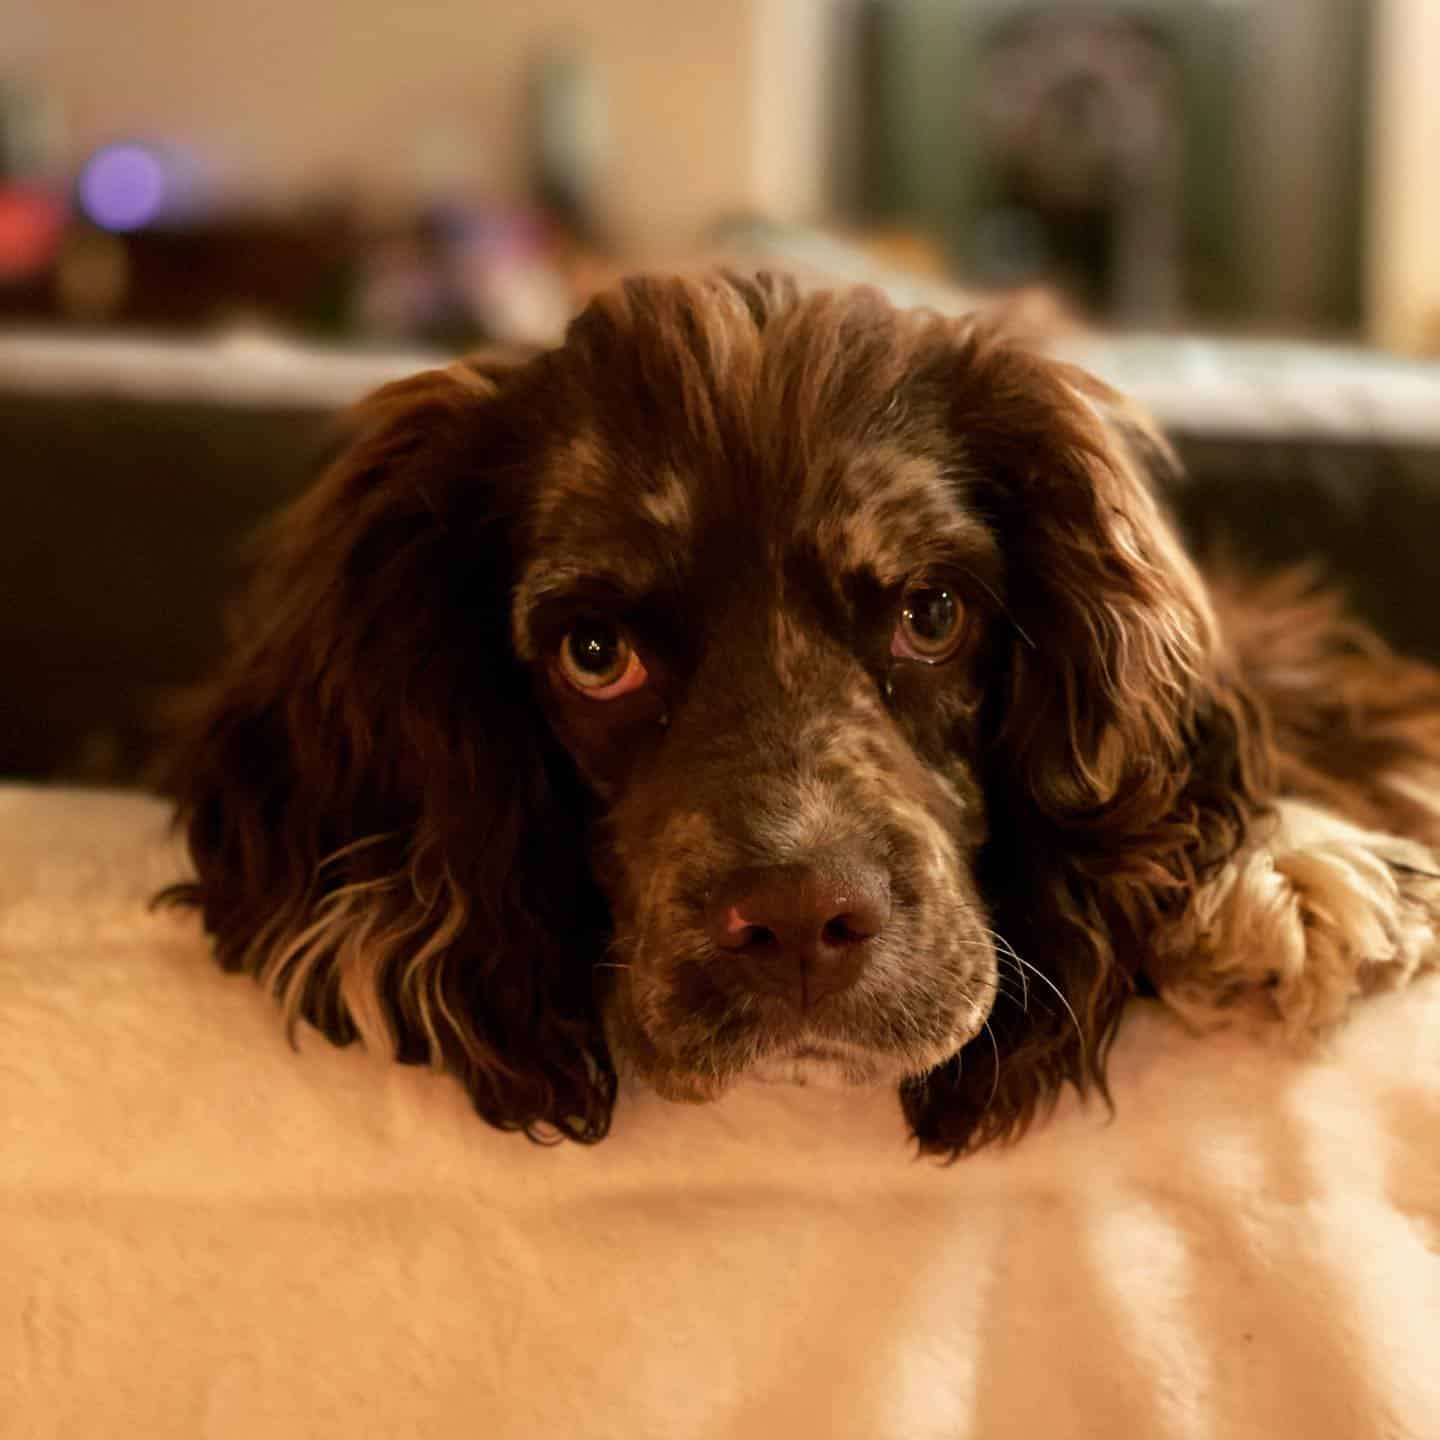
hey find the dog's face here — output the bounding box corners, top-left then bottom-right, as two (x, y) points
(169, 273), (1258, 1155)
(513, 391), (1000, 1097)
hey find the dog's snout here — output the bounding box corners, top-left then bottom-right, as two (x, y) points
(708, 855), (891, 1008)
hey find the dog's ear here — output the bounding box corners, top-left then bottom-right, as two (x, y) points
(160, 361), (615, 1142)
(904, 331), (1272, 1155)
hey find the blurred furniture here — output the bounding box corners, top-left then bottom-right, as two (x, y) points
(849, 0), (1370, 332)
(0, 205), (583, 348)
(2, 326), (1439, 784)
(0, 212), (360, 334)
(0, 333), (428, 782)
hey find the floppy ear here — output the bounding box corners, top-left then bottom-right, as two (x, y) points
(903, 330), (1272, 1155)
(161, 361), (616, 1142)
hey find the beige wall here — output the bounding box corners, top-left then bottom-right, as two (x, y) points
(16, 0), (833, 258)
(1368, 0), (1440, 351)
(750, 0), (835, 223)
(1237, 0), (1359, 328)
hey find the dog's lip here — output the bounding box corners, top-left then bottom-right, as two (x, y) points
(779, 1037), (890, 1066)
(789, 1042), (850, 1060)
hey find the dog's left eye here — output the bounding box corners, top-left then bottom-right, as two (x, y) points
(557, 620), (649, 699)
(892, 585), (966, 663)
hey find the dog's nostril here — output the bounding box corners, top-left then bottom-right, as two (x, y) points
(822, 914), (865, 946)
(735, 923), (778, 951)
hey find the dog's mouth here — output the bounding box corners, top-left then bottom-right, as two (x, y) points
(606, 942), (998, 1103)
(599, 813), (997, 1100)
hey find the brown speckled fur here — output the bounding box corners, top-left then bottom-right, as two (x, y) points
(161, 273), (1440, 1157)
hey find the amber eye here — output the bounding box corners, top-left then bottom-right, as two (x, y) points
(557, 620), (648, 698)
(893, 585), (965, 662)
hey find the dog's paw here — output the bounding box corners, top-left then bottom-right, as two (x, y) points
(1266, 833), (1440, 1032)
(1158, 807), (1440, 1038)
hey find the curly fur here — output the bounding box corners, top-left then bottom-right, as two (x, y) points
(160, 272), (1440, 1157)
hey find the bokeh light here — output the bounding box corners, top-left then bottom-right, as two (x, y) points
(0, 186), (65, 279)
(77, 143), (167, 232)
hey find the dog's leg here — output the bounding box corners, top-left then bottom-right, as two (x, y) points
(1156, 799), (1440, 1036)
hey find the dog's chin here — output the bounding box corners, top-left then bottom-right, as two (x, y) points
(745, 1042), (910, 1090)
(620, 1022), (980, 1104)
(633, 1040), (910, 1103)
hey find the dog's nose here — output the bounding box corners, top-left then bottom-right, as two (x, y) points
(708, 854), (890, 1008)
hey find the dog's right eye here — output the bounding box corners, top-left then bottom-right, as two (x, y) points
(557, 621), (649, 700)
(893, 584), (966, 663)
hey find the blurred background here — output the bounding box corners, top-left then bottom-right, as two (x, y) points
(3, 0), (1439, 783)
(3, 0), (1437, 347)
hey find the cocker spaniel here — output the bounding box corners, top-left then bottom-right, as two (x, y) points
(163, 272), (1440, 1156)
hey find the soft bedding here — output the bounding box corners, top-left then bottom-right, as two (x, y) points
(2, 783), (1437, 1438)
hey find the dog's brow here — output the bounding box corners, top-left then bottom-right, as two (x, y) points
(811, 451), (999, 592)
(519, 561), (632, 603)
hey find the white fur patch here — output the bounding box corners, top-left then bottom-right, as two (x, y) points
(1162, 799), (1440, 1037)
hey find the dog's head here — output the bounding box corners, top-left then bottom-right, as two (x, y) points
(168, 273), (1264, 1155)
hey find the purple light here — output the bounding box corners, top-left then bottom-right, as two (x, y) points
(78, 144), (167, 232)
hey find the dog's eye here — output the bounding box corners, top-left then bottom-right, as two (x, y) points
(557, 620), (649, 699)
(893, 585), (965, 663)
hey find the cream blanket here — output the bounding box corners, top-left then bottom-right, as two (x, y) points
(2, 784), (1437, 1439)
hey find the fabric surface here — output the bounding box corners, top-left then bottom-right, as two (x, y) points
(2, 783), (1437, 1439)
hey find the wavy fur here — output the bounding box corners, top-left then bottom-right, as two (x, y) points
(162, 273), (1440, 1157)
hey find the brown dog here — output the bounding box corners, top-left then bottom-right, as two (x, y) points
(163, 272), (1440, 1156)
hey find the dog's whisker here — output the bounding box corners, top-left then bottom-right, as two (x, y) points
(1010, 954), (1088, 1068)
(950, 931), (1034, 1019)
(990, 978), (1024, 1010)
(971, 574), (1037, 651)
(982, 1019), (1002, 1121)
(985, 930), (1032, 1017)
(997, 956), (1032, 1018)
